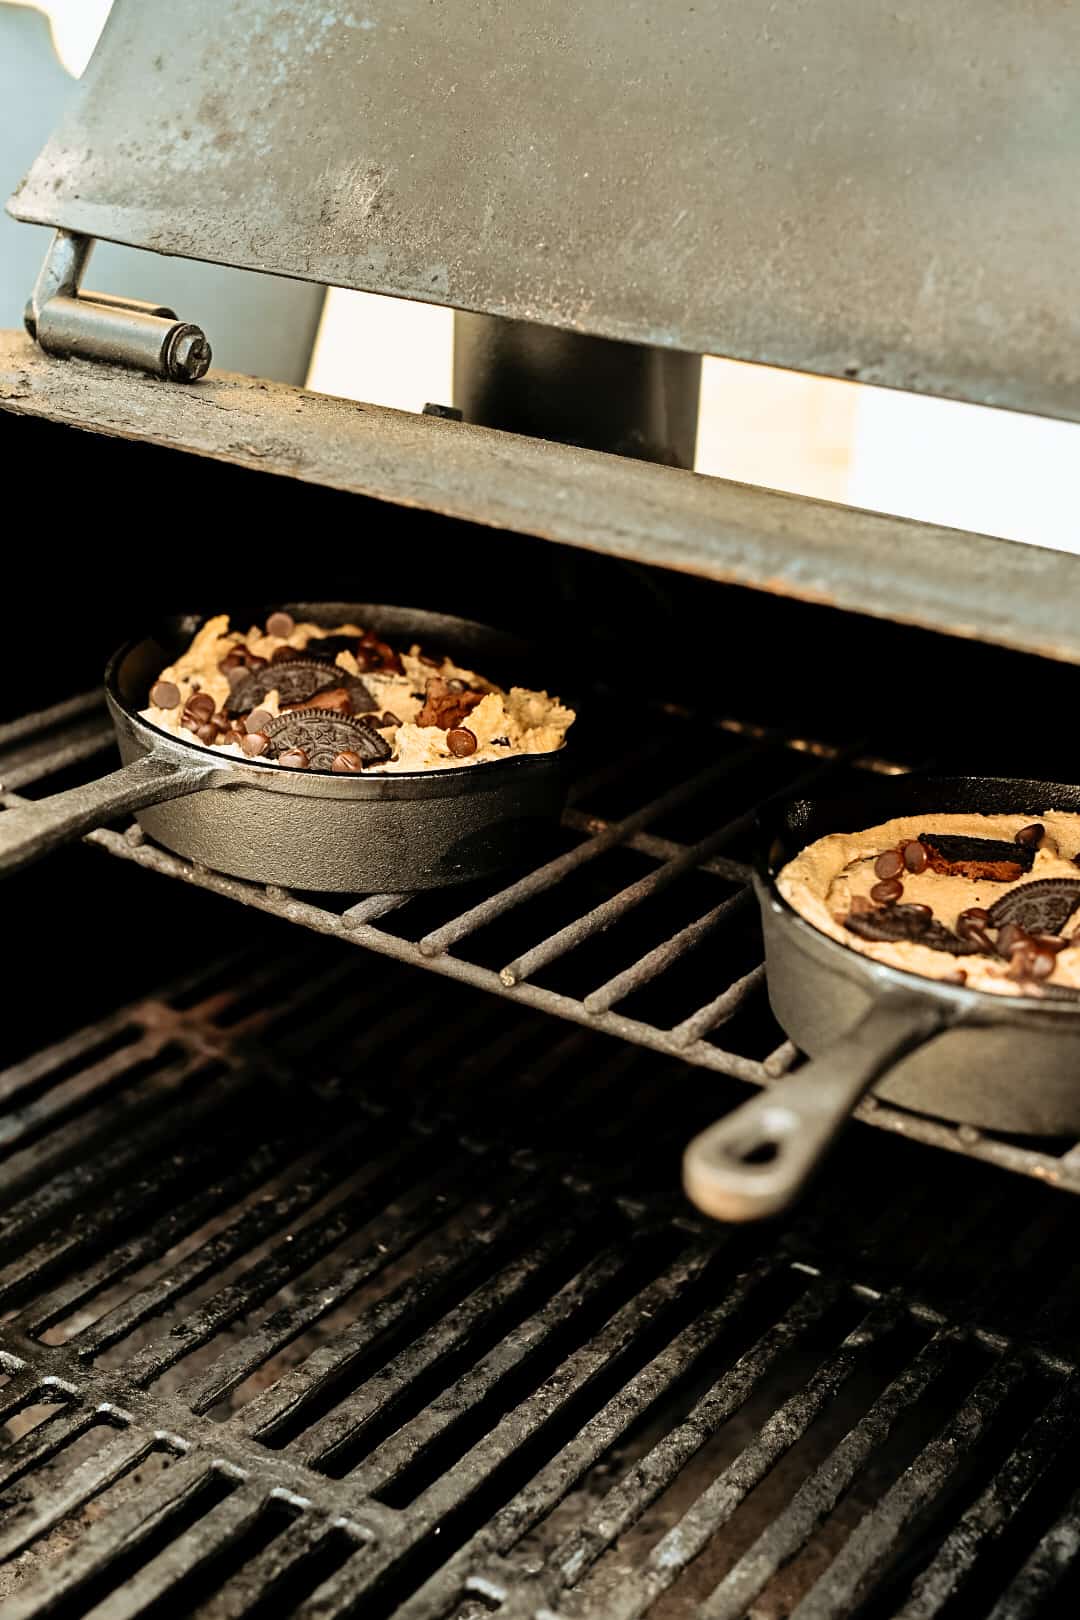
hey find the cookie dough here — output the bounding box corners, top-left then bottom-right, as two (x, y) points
(778, 812), (1080, 997)
(140, 613), (574, 774)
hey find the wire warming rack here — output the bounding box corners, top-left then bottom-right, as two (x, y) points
(3, 686), (1080, 1198)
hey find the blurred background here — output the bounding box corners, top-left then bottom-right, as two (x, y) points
(2, 0), (1078, 552)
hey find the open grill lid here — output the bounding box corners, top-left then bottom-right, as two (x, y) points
(7, 0), (1080, 422)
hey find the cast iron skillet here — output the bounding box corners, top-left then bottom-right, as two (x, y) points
(683, 775), (1080, 1223)
(0, 603), (572, 891)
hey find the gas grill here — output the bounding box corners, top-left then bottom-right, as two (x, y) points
(4, 1), (1080, 1614)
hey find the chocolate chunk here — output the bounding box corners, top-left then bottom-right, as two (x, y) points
(870, 877), (904, 903)
(845, 905), (980, 953)
(266, 611), (295, 638)
(416, 678), (483, 731)
(357, 630), (405, 674)
(225, 658), (375, 718)
(300, 687), (354, 715)
(332, 750), (364, 773)
(264, 709), (392, 771)
(996, 923), (1030, 959)
(302, 634), (359, 664)
(447, 727), (478, 758)
(987, 879), (1080, 937)
(150, 680), (180, 709)
(919, 831), (1032, 880)
(241, 731), (269, 757)
(278, 748), (309, 769)
(1016, 823), (1046, 849)
(874, 849), (903, 880)
(903, 839), (929, 874)
(370, 711), (400, 729)
(219, 648), (247, 672)
(246, 709), (273, 733)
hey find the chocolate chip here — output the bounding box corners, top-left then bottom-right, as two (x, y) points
(241, 731), (269, 757)
(957, 907), (992, 939)
(247, 709), (273, 733)
(332, 750), (364, 772)
(150, 680), (180, 709)
(1029, 945), (1058, 979)
(278, 748), (309, 769)
(447, 727), (478, 758)
(987, 879), (1080, 938)
(904, 903), (934, 922)
(376, 711), (400, 728)
(271, 645), (302, 664)
(195, 722), (219, 745)
(1015, 823), (1046, 849)
(902, 839), (929, 874)
(848, 895), (874, 916)
(266, 611), (295, 638)
(873, 849), (903, 880)
(870, 878), (903, 903)
(185, 692), (215, 723)
(996, 923), (1030, 958)
(219, 649), (247, 672)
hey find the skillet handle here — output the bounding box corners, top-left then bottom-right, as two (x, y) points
(0, 753), (217, 877)
(682, 996), (946, 1222)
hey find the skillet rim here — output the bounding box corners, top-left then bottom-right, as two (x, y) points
(754, 772), (1080, 1020)
(103, 603), (575, 787)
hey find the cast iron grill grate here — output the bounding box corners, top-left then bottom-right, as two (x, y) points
(4, 688), (1080, 1198)
(2, 944), (1080, 1617)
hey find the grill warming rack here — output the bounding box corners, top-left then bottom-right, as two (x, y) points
(3, 688), (1080, 1198)
(2, 943), (1080, 1617)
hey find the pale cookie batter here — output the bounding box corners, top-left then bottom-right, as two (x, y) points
(778, 812), (1080, 998)
(141, 613), (574, 774)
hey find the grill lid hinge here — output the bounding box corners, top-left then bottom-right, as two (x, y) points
(24, 228), (212, 382)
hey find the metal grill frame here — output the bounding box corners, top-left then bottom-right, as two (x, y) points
(3, 689), (1080, 1200)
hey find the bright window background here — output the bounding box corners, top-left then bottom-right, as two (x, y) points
(14, 0), (1080, 553)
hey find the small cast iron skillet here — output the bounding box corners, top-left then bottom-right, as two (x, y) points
(683, 775), (1080, 1223)
(0, 603), (572, 891)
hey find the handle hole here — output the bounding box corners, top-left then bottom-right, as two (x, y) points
(738, 1140), (780, 1166)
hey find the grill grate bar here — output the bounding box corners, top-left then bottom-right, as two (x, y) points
(335, 1232), (633, 1496)
(0, 1423), (156, 1563)
(118, 1138), (448, 1388)
(988, 1481), (1080, 1620)
(561, 807), (752, 884)
(895, 1375), (1080, 1619)
(1, 1453), (229, 1620)
(294, 1197), (570, 1468)
(0, 688), (103, 750)
(0, 1403), (94, 1498)
(0, 718), (114, 794)
(0, 1009), (140, 1107)
(191, 1509), (355, 1620)
(582, 887), (753, 1015)
(698, 1328), (965, 1620)
(342, 893), (411, 925)
(794, 1354), (1033, 1620)
(671, 962), (768, 1046)
(418, 749), (762, 959)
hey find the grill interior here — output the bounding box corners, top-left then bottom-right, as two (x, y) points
(4, 413), (1080, 1615)
(3, 928), (1080, 1619)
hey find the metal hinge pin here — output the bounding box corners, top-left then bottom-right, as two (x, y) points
(24, 229), (212, 382)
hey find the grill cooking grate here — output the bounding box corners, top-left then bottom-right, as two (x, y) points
(2, 944), (1080, 1617)
(4, 689), (1080, 1197)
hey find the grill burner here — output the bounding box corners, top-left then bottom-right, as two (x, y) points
(3, 938), (1080, 1617)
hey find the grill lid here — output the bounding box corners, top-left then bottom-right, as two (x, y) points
(7, 0), (1080, 421)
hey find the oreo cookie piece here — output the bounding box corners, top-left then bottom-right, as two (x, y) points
(226, 658), (375, 717)
(918, 832), (1033, 880)
(987, 879), (1080, 937)
(300, 635), (362, 664)
(264, 710), (392, 771)
(844, 905), (983, 954)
